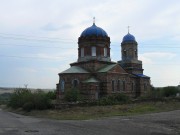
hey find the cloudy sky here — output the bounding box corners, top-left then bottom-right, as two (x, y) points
(0, 0), (180, 88)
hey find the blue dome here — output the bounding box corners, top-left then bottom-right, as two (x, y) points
(80, 23), (108, 37)
(122, 33), (136, 42)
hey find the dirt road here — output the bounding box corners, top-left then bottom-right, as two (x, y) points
(0, 108), (179, 135)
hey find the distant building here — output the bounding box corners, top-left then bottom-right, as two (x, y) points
(56, 21), (151, 100)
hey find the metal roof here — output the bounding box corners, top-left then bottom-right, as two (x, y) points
(133, 74), (150, 78)
(122, 33), (136, 42)
(83, 77), (99, 83)
(98, 64), (117, 73)
(60, 66), (89, 74)
(80, 23), (108, 37)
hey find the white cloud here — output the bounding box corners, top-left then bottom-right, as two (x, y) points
(41, 23), (60, 31)
(145, 64), (180, 87)
(140, 52), (179, 87)
(34, 50), (77, 61)
(139, 52), (177, 64)
(0, 0), (180, 88)
(16, 67), (38, 73)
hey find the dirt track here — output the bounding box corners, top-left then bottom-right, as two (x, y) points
(0, 108), (179, 135)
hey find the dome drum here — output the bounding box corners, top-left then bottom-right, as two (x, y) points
(77, 22), (111, 63)
(78, 37), (110, 45)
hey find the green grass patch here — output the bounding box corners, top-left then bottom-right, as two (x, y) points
(8, 100), (180, 120)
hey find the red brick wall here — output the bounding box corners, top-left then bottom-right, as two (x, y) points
(57, 64), (151, 100)
(71, 61), (113, 72)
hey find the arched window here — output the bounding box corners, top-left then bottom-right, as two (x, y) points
(72, 79), (79, 88)
(81, 48), (84, 57)
(104, 48), (107, 57)
(135, 49), (137, 57)
(131, 82), (134, 91)
(60, 80), (65, 92)
(117, 80), (120, 91)
(122, 81), (125, 91)
(92, 46), (96, 56)
(112, 80), (115, 92)
(144, 83), (147, 91)
(123, 50), (127, 57)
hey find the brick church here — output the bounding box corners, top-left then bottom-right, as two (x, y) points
(56, 21), (151, 100)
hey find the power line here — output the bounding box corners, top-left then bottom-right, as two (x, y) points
(0, 43), (179, 49)
(145, 63), (180, 65)
(0, 32), (180, 46)
(0, 54), (72, 60)
(0, 32), (75, 42)
(0, 43), (75, 49)
(0, 54), (179, 65)
(111, 43), (180, 47)
(0, 35), (75, 43)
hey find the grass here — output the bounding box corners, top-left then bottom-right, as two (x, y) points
(7, 100), (180, 120)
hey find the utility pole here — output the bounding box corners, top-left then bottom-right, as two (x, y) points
(24, 84), (28, 89)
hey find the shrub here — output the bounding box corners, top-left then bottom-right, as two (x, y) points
(23, 102), (34, 112)
(8, 88), (54, 111)
(98, 93), (130, 106)
(146, 86), (179, 99)
(46, 90), (56, 100)
(32, 90), (51, 110)
(8, 88), (32, 109)
(146, 88), (163, 99)
(64, 88), (81, 102)
(161, 86), (179, 97)
(114, 93), (129, 102)
(98, 96), (114, 106)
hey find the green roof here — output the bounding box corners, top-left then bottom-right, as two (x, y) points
(98, 64), (117, 73)
(60, 66), (89, 74)
(83, 77), (99, 83)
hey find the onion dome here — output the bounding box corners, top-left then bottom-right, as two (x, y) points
(122, 33), (136, 42)
(80, 23), (108, 37)
(78, 19), (111, 63)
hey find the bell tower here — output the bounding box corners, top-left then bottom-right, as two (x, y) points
(118, 31), (143, 74)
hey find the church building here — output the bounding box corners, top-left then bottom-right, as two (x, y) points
(56, 20), (151, 100)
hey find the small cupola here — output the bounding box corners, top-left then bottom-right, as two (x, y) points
(121, 28), (138, 61)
